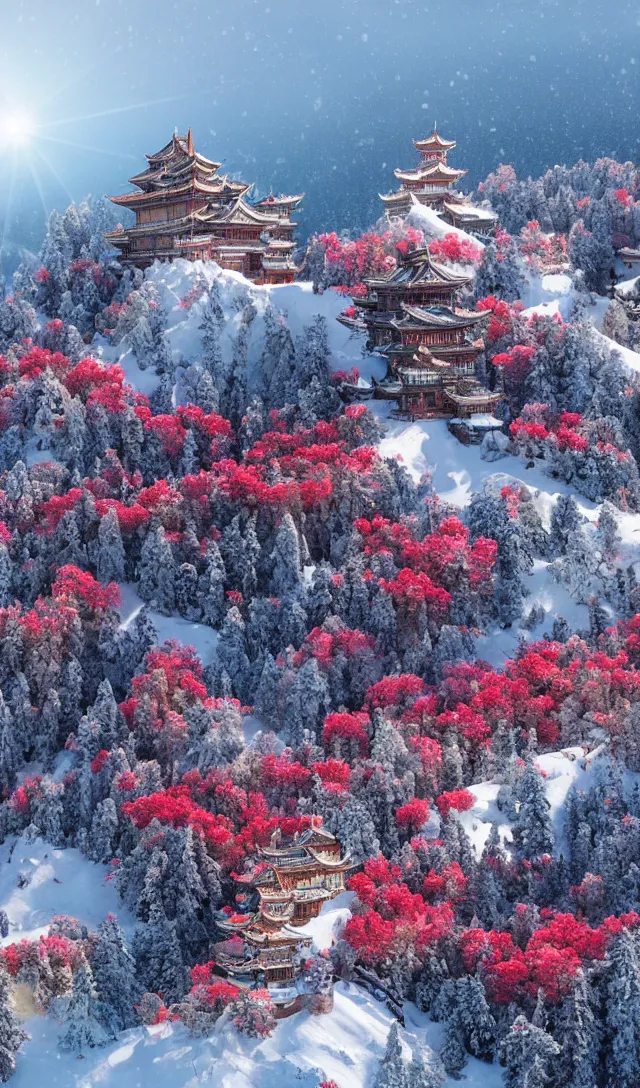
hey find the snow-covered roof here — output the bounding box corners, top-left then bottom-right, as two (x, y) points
(443, 201), (498, 222)
(459, 414), (504, 428)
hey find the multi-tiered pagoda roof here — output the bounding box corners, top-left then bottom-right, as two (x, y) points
(211, 819), (352, 1012)
(379, 124), (497, 235)
(107, 129), (303, 283)
(336, 244), (500, 422)
(337, 247), (472, 344)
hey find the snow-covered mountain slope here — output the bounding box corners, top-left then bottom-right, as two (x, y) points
(16, 256), (632, 1087)
(0, 845), (498, 1088)
(95, 259), (640, 667)
(11, 979), (502, 1088)
(405, 201), (486, 248)
(457, 746), (600, 859)
(0, 835), (135, 948)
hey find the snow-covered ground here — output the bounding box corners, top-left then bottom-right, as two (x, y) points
(117, 582), (219, 667)
(405, 201), (486, 249)
(0, 841), (499, 1088)
(2, 864), (499, 1088)
(0, 835), (135, 947)
(457, 745), (596, 859)
(521, 271), (574, 320)
(10, 977), (503, 1088)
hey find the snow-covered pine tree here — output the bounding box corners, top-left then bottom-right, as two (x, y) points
(374, 1021), (408, 1088)
(0, 959), (28, 1082)
(553, 968), (600, 1088)
(137, 521), (176, 615)
(603, 928), (640, 1086)
(499, 1015), (560, 1088)
(512, 759), (554, 861)
(90, 915), (141, 1034)
(58, 961), (108, 1056)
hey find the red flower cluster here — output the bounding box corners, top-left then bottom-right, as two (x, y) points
(428, 233), (483, 265)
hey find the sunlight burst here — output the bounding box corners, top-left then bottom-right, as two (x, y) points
(1, 111), (34, 147)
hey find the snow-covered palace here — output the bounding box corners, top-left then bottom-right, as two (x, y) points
(212, 819), (353, 1016)
(380, 125), (497, 234)
(338, 247), (502, 422)
(107, 129), (302, 283)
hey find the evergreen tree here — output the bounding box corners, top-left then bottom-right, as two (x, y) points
(500, 1015), (560, 1088)
(138, 522), (176, 615)
(58, 962), (108, 1055)
(270, 513), (303, 596)
(89, 799), (119, 863)
(553, 968), (600, 1088)
(132, 900), (188, 1006)
(0, 959), (28, 1082)
(407, 1047), (443, 1088)
(374, 1021), (408, 1088)
(604, 928), (640, 1086)
(513, 759), (554, 861)
(97, 507), (126, 584)
(90, 916), (141, 1034)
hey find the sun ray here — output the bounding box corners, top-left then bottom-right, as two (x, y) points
(37, 133), (138, 161)
(26, 154), (50, 224)
(40, 94), (189, 130)
(32, 144), (74, 205)
(0, 151), (17, 259)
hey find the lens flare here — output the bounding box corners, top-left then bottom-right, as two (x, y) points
(1, 112), (34, 146)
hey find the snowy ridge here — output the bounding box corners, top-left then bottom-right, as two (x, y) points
(99, 259), (640, 671)
(10, 980), (501, 1088)
(0, 857), (495, 1088)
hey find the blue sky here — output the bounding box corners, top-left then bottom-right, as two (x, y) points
(0, 0), (638, 267)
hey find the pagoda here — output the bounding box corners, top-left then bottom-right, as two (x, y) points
(380, 125), (497, 235)
(337, 247), (501, 422)
(106, 130), (303, 284)
(339, 247), (473, 348)
(212, 818), (353, 1016)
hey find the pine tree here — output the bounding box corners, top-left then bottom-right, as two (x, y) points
(89, 799), (119, 863)
(138, 522), (176, 615)
(97, 507), (126, 584)
(199, 284), (225, 387)
(500, 1015), (560, 1088)
(0, 959), (28, 1082)
(513, 759), (554, 861)
(270, 513), (303, 596)
(132, 900), (188, 1006)
(554, 968), (600, 1088)
(58, 962), (108, 1055)
(90, 916), (141, 1034)
(456, 976), (497, 1061)
(474, 239), (524, 302)
(439, 1015), (467, 1078)
(374, 1021), (408, 1088)
(260, 306), (297, 408)
(604, 928), (640, 1086)
(407, 1048), (443, 1088)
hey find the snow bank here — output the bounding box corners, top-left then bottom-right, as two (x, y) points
(457, 746), (600, 859)
(405, 201), (485, 248)
(13, 981), (469, 1088)
(117, 582), (219, 668)
(296, 890), (354, 951)
(595, 328), (640, 374)
(0, 835), (135, 946)
(521, 271), (574, 322)
(615, 274), (640, 298)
